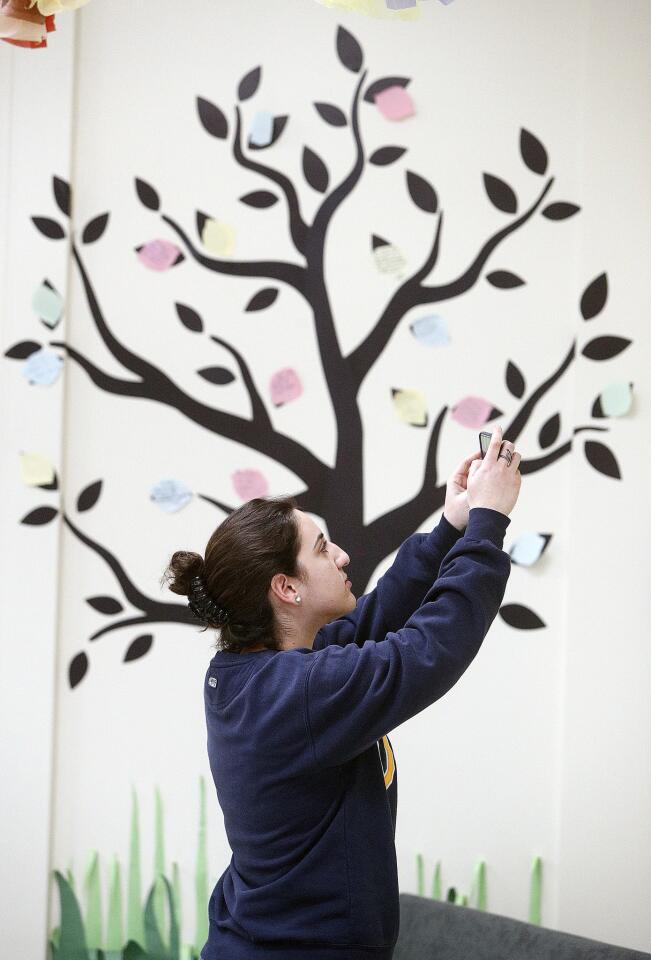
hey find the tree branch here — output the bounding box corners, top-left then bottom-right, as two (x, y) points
(232, 106), (309, 254)
(160, 212), (308, 295)
(348, 177), (555, 390)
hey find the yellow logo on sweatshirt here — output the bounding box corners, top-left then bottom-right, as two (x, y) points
(377, 735), (396, 790)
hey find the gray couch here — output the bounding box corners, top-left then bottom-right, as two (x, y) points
(394, 893), (651, 960)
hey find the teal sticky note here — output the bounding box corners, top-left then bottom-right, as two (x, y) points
(600, 382), (632, 417)
(32, 282), (63, 328)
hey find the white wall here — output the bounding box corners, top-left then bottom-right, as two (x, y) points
(1, 1), (649, 956)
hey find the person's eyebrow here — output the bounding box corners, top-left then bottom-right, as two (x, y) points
(313, 532), (325, 550)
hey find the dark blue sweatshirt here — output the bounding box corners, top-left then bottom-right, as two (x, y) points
(200, 507), (511, 960)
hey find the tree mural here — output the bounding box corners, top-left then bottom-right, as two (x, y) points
(5, 25), (632, 688)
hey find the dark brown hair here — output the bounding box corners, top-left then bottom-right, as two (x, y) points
(159, 495), (308, 653)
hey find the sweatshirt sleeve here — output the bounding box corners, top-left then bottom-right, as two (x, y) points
(311, 513), (463, 651)
(305, 508), (511, 768)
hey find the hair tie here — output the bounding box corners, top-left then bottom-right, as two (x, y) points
(188, 575), (229, 624)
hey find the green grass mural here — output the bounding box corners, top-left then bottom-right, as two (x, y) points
(415, 851), (543, 922)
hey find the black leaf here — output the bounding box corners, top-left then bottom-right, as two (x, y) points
(581, 336), (631, 361)
(363, 76), (411, 103)
(82, 213), (109, 244)
(20, 506), (58, 525)
(53, 176), (71, 217)
(584, 440), (621, 479)
(176, 303), (204, 333)
(69, 651), (88, 690)
(371, 234), (389, 250)
(591, 395), (605, 418)
(520, 128), (548, 175)
(37, 470), (59, 491)
(486, 270), (525, 289)
(124, 634), (154, 663)
(197, 366), (236, 385)
(369, 146), (407, 166)
(86, 596), (124, 615)
(248, 116), (288, 150)
(539, 413), (560, 449)
(196, 211), (210, 239)
(406, 171), (438, 213)
(135, 178), (160, 211)
(31, 217), (65, 240)
(239, 190), (279, 208)
(580, 273), (608, 320)
(4, 340), (42, 360)
(238, 66), (261, 101)
(77, 480), (102, 512)
(483, 173), (518, 214)
(196, 96), (229, 139)
(246, 288), (279, 312)
(336, 25), (363, 73)
(302, 147), (330, 193)
(506, 360), (526, 398)
(314, 102), (348, 127)
(542, 202), (580, 220)
(499, 603), (546, 629)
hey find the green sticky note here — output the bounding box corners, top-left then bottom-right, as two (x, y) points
(600, 382), (632, 417)
(32, 282), (63, 328)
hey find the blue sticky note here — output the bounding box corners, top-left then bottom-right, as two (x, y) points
(250, 111), (274, 147)
(22, 348), (64, 386)
(509, 533), (547, 567)
(410, 314), (450, 347)
(386, 0), (417, 8)
(150, 479), (193, 513)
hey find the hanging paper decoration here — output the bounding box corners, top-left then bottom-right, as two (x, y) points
(409, 314), (450, 347)
(135, 239), (184, 271)
(201, 218), (236, 257)
(374, 85), (416, 121)
(19, 451), (55, 486)
(451, 395), (500, 429)
(509, 532), (552, 567)
(312, 0), (453, 19)
(232, 469), (269, 501)
(372, 235), (407, 279)
(1, 0), (89, 49)
(22, 347), (64, 385)
(149, 479), (194, 514)
(269, 368), (303, 407)
(597, 382), (633, 417)
(391, 388), (428, 426)
(32, 280), (64, 328)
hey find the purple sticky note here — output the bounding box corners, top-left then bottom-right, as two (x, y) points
(386, 0), (417, 8)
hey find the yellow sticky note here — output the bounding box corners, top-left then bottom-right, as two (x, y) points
(391, 388), (428, 426)
(201, 219), (236, 257)
(19, 452), (55, 486)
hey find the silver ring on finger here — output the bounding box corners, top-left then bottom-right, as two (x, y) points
(498, 450), (513, 466)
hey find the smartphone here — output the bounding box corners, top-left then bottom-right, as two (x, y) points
(479, 431), (492, 458)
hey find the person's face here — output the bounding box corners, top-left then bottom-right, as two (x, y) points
(269, 510), (356, 629)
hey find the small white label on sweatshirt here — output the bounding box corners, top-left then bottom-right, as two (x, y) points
(208, 677), (217, 687)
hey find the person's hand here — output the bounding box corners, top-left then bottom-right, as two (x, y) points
(466, 424), (522, 517)
(443, 451), (481, 532)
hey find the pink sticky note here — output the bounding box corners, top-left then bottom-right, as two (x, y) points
(374, 86), (415, 122)
(451, 396), (495, 429)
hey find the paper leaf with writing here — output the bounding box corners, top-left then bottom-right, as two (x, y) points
(233, 469), (269, 501)
(391, 388), (428, 426)
(22, 348), (64, 386)
(592, 382), (633, 418)
(509, 533), (551, 566)
(409, 314), (450, 347)
(32, 280), (63, 329)
(136, 239), (184, 271)
(451, 396), (501, 428)
(19, 452), (55, 487)
(270, 368), (303, 406)
(150, 479), (194, 512)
